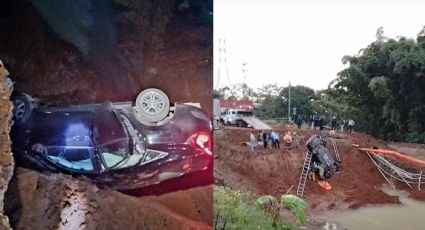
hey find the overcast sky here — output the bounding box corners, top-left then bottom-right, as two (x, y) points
(214, 0), (425, 90)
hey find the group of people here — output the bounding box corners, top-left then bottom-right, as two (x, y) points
(335, 118), (355, 133)
(309, 115), (325, 130)
(296, 114), (356, 133)
(295, 115), (326, 130)
(259, 130), (281, 149)
(249, 130), (300, 152)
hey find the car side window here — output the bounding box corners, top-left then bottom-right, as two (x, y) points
(46, 147), (94, 171)
(100, 140), (127, 168)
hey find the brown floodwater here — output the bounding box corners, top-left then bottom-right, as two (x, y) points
(324, 188), (425, 230)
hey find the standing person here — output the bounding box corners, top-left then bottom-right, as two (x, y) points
(319, 116), (324, 130)
(340, 119), (345, 132)
(250, 132), (256, 152)
(274, 131), (280, 149)
(270, 130), (277, 149)
(262, 130), (268, 149)
(311, 115), (315, 130)
(297, 114), (303, 129)
(331, 116), (337, 130)
(347, 119), (355, 133)
(283, 131), (293, 150)
(314, 115), (319, 130)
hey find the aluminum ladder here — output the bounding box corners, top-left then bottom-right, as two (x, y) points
(296, 151), (313, 197)
(330, 138), (340, 161)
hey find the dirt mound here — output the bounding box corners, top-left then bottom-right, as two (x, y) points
(214, 126), (415, 211)
(5, 168), (212, 230)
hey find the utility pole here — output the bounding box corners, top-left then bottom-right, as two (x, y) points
(288, 81), (291, 123)
(242, 61), (248, 99)
(216, 39), (222, 90)
(216, 38), (231, 90)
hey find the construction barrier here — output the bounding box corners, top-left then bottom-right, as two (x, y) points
(359, 148), (425, 166)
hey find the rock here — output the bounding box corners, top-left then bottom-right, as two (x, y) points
(6, 168), (212, 229)
(0, 62), (13, 230)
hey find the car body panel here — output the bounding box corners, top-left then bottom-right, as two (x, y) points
(11, 99), (212, 191)
(306, 135), (340, 178)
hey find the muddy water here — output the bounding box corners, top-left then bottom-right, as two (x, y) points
(325, 188), (425, 230)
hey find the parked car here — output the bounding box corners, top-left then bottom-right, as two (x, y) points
(10, 88), (213, 191)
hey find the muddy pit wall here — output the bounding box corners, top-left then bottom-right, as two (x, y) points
(0, 63), (13, 229)
(214, 128), (405, 210)
(0, 0), (212, 115)
(5, 168), (212, 230)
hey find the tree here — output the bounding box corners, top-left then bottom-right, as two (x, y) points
(280, 85), (316, 117)
(330, 27), (425, 143)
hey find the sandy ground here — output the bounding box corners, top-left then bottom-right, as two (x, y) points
(214, 125), (425, 214)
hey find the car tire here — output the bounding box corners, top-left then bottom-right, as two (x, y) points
(134, 88), (170, 123)
(12, 94), (33, 125)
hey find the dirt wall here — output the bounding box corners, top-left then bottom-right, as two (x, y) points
(0, 63), (13, 229)
(5, 168), (212, 229)
(214, 127), (409, 211)
(0, 0), (212, 116)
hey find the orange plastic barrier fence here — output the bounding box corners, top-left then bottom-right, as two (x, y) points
(358, 148), (425, 166)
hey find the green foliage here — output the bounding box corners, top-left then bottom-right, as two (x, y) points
(255, 85), (318, 119)
(280, 86), (316, 116)
(255, 194), (308, 226)
(214, 186), (296, 230)
(254, 195), (278, 207)
(280, 195), (308, 225)
(254, 195), (278, 212)
(332, 27), (425, 143)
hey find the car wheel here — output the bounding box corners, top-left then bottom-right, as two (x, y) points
(12, 94), (33, 125)
(134, 88), (170, 123)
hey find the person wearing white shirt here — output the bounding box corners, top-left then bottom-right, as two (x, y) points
(347, 119), (355, 133)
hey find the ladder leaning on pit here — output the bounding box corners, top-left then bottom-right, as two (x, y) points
(296, 151), (313, 197)
(330, 138), (340, 161)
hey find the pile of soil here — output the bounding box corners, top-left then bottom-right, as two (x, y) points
(214, 125), (425, 211)
(5, 168), (212, 229)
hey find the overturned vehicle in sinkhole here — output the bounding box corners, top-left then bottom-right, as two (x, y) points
(306, 135), (341, 180)
(10, 88), (212, 191)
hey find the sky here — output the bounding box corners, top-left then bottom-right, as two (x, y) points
(214, 0), (425, 90)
